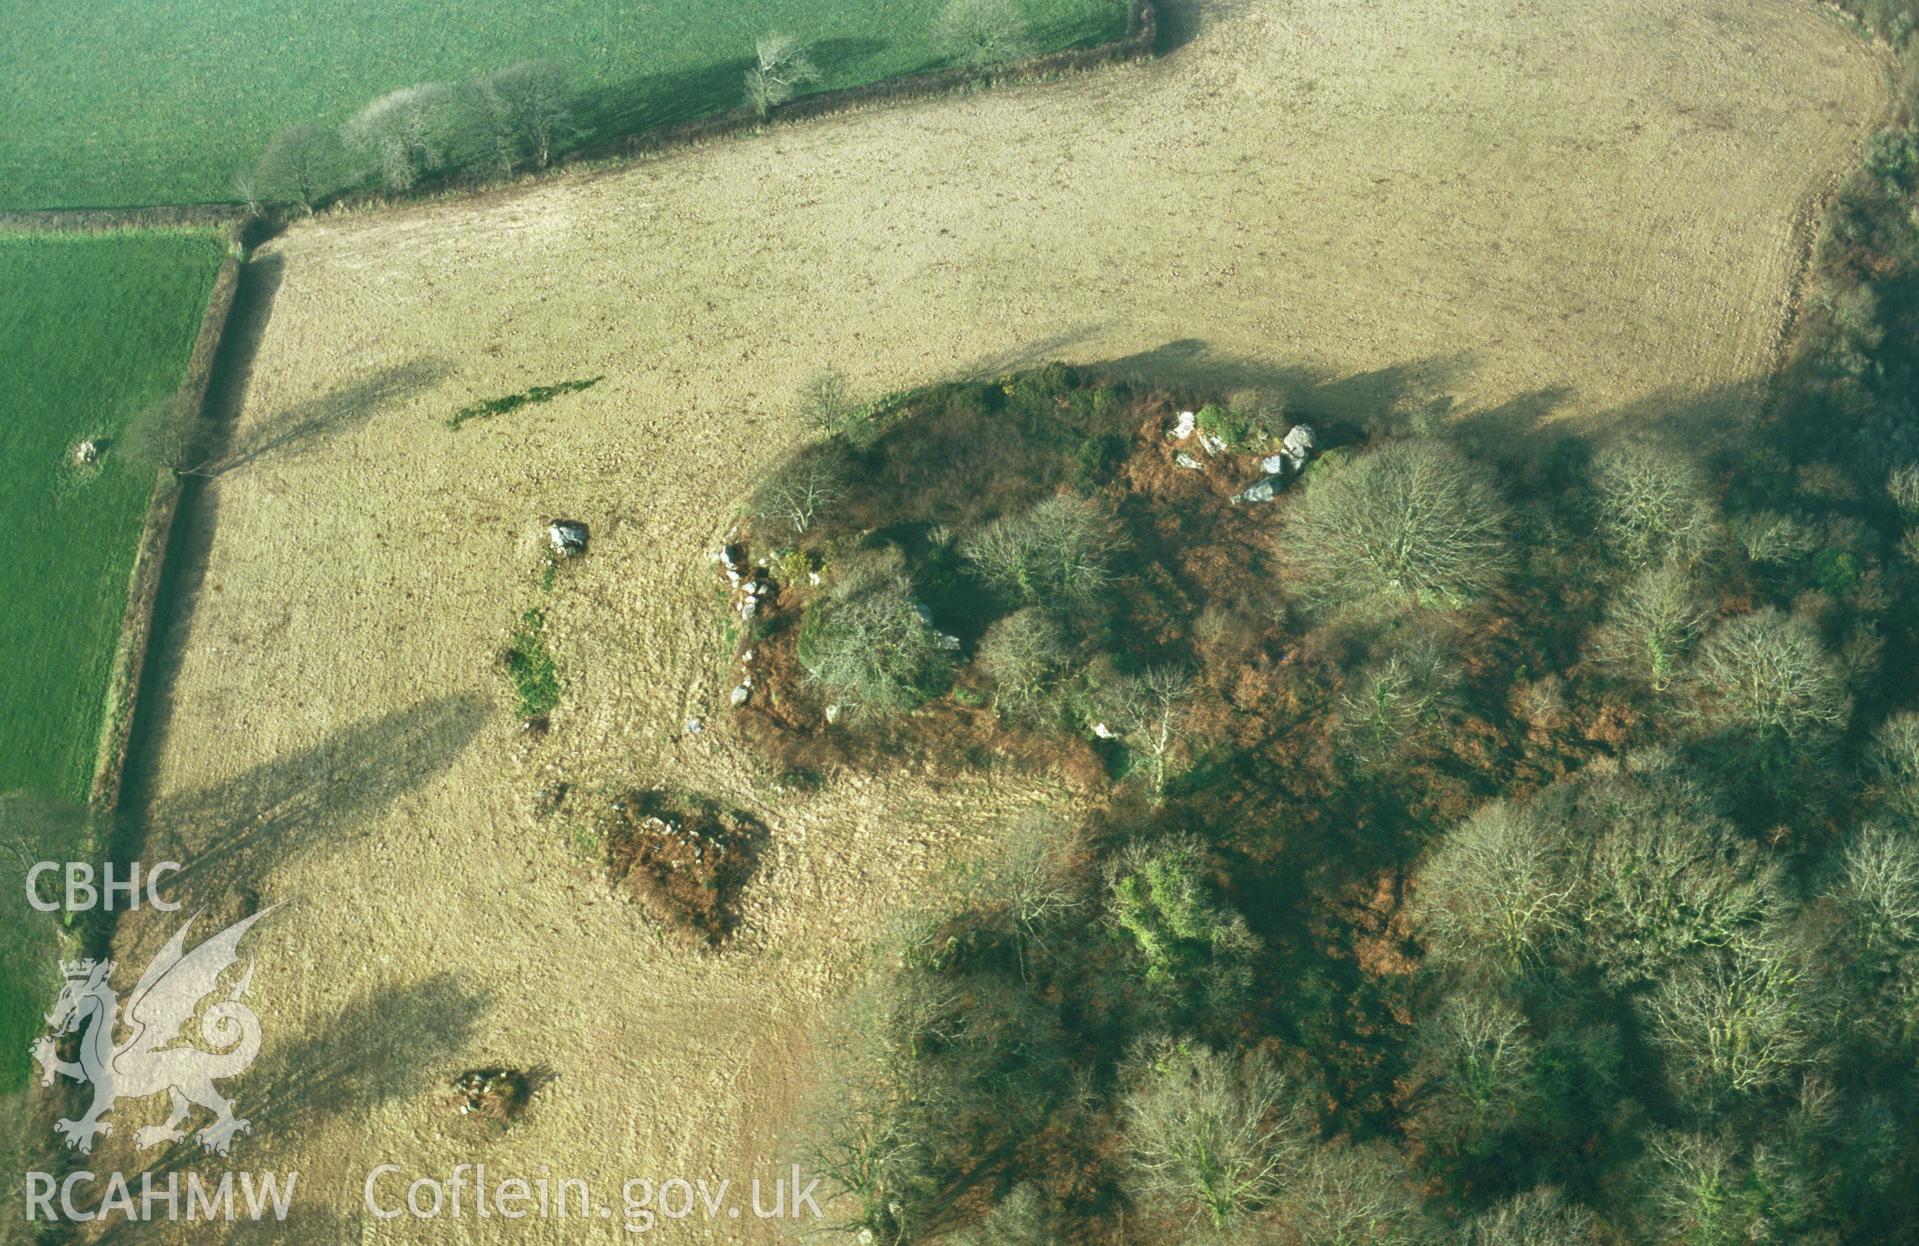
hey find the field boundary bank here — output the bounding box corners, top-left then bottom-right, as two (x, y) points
(1761, 16), (1901, 420)
(0, 1), (1157, 229)
(565, 0), (1158, 167)
(86, 227), (245, 814)
(0, 204), (246, 233)
(20, 225), (247, 1211)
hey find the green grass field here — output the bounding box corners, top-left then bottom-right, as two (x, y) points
(0, 230), (227, 802)
(0, 0), (1128, 211)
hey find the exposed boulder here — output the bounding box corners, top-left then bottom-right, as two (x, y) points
(73, 439), (103, 466)
(451, 1066), (540, 1122)
(1175, 452), (1203, 471)
(717, 543), (748, 587)
(1282, 423), (1317, 470)
(1232, 477), (1281, 505)
(548, 519), (589, 558)
(1170, 410), (1196, 440)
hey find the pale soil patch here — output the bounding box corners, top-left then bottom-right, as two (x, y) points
(90, 0), (1886, 1240)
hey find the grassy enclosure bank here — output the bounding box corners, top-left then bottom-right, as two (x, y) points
(0, 230), (228, 803)
(0, 0), (1129, 210)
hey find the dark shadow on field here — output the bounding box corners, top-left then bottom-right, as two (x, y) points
(1153, 0), (1250, 53)
(205, 254), (285, 441)
(1096, 337), (1478, 433)
(111, 253), (280, 848)
(809, 36), (891, 79)
(960, 322), (1111, 378)
(210, 1208), (357, 1245)
(93, 1202), (355, 1245)
(1093, 338), (1771, 461)
(130, 693), (490, 917)
(92, 973), (490, 1244)
(574, 57), (758, 143)
(118, 280), (454, 909)
(241, 972), (490, 1143)
(206, 356), (451, 478)
(1452, 376), (1767, 465)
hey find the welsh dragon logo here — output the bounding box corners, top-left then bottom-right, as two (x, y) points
(31, 908), (274, 1157)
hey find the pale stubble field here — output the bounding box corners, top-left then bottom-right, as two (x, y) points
(90, 1), (1889, 1240)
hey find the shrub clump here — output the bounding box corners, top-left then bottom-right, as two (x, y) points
(960, 495), (1121, 608)
(795, 550), (953, 715)
(502, 607), (561, 718)
(602, 791), (766, 946)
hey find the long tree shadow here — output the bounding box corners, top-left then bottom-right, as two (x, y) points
(202, 356), (452, 478)
(958, 321), (1113, 379)
(1095, 338), (1772, 463)
(1152, 0), (1253, 54)
(238, 972), (492, 1145)
(573, 57), (759, 143)
(808, 36), (890, 79)
(1095, 337), (1479, 435)
(126, 693), (491, 919)
(203, 254), (285, 443)
(92, 972), (491, 1244)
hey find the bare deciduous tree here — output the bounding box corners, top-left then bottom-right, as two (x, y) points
(230, 169), (262, 217)
(475, 60), (577, 172)
(796, 369), (859, 436)
(1095, 665), (1193, 796)
(1463, 1186), (1598, 1245)
(1568, 769), (1780, 988)
(1277, 1142), (1439, 1245)
(974, 810), (1082, 978)
(1643, 937), (1814, 1102)
(342, 84), (457, 190)
(936, 0), (1034, 68)
(1821, 820), (1919, 1057)
(1888, 462), (1919, 519)
(1731, 510), (1818, 566)
(1868, 711), (1919, 821)
(254, 122), (347, 210)
(1591, 442), (1718, 568)
(744, 33), (820, 119)
(1120, 1038), (1313, 1230)
(962, 495), (1121, 609)
(1414, 799), (1573, 974)
(800, 969), (1067, 1245)
(1830, 821), (1919, 955)
(1336, 637), (1462, 765)
(1689, 609), (1851, 751)
(1412, 992), (1541, 1142)
(795, 998), (942, 1245)
(796, 558), (951, 714)
(753, 444), (846, 536)
(947, 1184), (1060, 1246)
(977, 608), (1066, 715)
(1279, 438), (1512, 609)
(1588, 562), (1711, 691)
